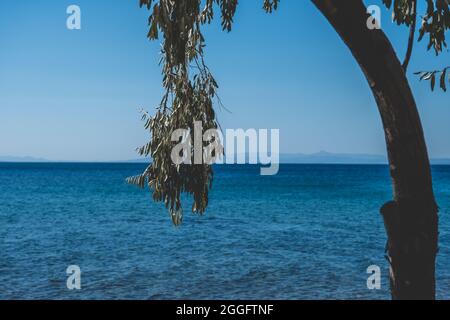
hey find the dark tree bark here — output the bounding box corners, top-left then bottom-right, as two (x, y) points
(311, 0), (439, 300)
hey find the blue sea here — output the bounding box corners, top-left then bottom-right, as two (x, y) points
(0, 163), (449, 300)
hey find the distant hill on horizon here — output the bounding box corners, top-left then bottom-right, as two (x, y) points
(3, 152), (450, 165)
(280, 151), (387, 164)
(0, 156), (49, 163)
(281, 151), (450, 165)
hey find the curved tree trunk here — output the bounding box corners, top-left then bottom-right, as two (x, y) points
(311, 0), (439, 300)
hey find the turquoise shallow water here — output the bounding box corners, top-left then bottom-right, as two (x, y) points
(0, 163), (449, 300)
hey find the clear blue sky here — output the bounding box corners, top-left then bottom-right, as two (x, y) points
(0, 0), (449, 161)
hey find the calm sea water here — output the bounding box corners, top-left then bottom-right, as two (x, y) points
(0, 163), (449, 300)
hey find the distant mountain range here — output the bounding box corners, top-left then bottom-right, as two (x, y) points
(280, 151), (387, 164)
(0, 156), (49, 162)
(284, 151), (450, 165)
(2, 152), (450, 164)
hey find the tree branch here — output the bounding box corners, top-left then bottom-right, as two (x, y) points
(402, 0), (417, 72)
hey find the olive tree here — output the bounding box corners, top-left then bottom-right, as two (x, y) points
(128, 0), (449, 300)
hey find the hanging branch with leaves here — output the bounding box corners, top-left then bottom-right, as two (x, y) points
(127, 0), (279, 225)
(383, 0), (450, 91)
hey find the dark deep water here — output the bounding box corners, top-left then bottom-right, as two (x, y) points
(0, 163), (449, 299)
